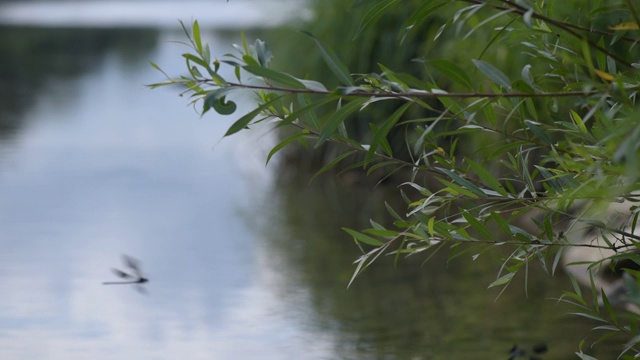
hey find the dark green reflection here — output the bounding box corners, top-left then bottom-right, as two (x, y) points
(0, 26), (159, 139)
(261, 176), (624, 359)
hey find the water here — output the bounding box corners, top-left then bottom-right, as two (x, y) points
(0, 2), (625, 359)
(0, 1), (312, 29)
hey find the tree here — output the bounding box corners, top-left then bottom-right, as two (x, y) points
(150, 1), (640, 357)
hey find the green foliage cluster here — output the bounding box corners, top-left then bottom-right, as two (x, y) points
(150, 1), (640, 357)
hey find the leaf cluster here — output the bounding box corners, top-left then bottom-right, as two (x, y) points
(150, 1), (640, 357)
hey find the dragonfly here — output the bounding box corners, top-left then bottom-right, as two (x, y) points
(103, 255), (148, 293)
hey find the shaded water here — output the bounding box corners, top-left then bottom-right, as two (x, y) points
(0, 2), (625, 359)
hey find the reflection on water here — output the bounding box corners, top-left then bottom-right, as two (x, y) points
(260, 179), (617, 359)
(0, 4), (626, 360)
(0, 27), (159, 139)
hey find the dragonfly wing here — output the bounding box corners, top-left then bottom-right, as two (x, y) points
(112, 268), (134, 279)
(123, 254), (143, 278)
(135, 283), (147, 294)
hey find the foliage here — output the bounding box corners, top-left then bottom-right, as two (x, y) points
(150, 1), (640, 357)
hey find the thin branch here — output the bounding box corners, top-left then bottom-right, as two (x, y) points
(195, 79), (602, 99)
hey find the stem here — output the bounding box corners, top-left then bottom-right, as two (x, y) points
(205, 80), (602, 99)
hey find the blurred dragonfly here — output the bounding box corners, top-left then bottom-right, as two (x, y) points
(103, 255), (148, 293)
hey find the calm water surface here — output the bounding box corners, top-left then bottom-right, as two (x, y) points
(0, 2), (625, 359)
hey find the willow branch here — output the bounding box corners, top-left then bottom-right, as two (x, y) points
(205, 80), (602, 99)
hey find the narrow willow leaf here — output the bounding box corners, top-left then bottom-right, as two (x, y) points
(432, 220), (453, 239)
(523, 8), (534, 28)
(592, 325), (621, 332)
(482, 101), (497, 127)
(472, 59), (511, 90)
(302, 31), (354, 86)
(521, 64), (535, 88)
(600, 291), (618, 325)
(574, 350), (598, 360)
(182, 53), (209, 69)
(366, 160), (397, 175)
(365, 102), (411, 165)
(466, 158), (507, 196)
(309, 150), (358, 184)
(609, 22), (640, 30)
(489, 212), (512, 236)
(266, 131), (309, 165)
(254, 39), (272, 68)
(569, 312), (607, 323)
(354, 0), (401, 39)
(282, 96), (337, 128)
(402, 1), (448, 33)
(378, 63), (408, 90)
(524, 120), (552, 145)
(461, 210), (493, 239)
(225, 96), (283, 137)
(435, 167), (485, 197)
(464, 9), (514, 40)
(343, 228), (384, 246)
(385, 202), (402, 220)
(429, 59), (473, 90)
(363, 228), (398, 237)
(436, 178), (480, 199)
(488, 272), (514, 288)
(318, 98), (368, 144)
(524, 98), (538, 120)
(533, 165), (561, 192)
(593, 69), (614, 81)
(367, 123), (393, 159)
(192, 20), (202, 53)
(243, 65), (305, 88)
(428, 217), (435, 237)
(298, 78), (328, 92)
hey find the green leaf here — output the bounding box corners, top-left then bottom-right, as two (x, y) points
(436, 178), (480, 199)
(266, 131), (310, 165)
(365, 102), (411, 165)
(402, 2), (449, 37)
(363, 228), (399, 237)
(309, 150), (358, 184)
(343, 227), (384, 246)
(254, 39), (272, 68)
(466, 158), (508, 196)
(525, 120), (552, 145)
(461, 210), (493, 239)
(192, 20), (202, 53)
(224, 96), (283, 137)
(472, 59), (511, 90)
(203, 91), (237, 115)
(429, 59), (473, 90)
(570, 109), (588, 134)
(302, 31), (354, 86)
(182, 53), (209, 69)
(600, 290), (618, 325)
(489, 212), (512, 236)
(318, 98), (368, 144)
(488, 272), (514, 288)
(243, 65), (305, 88)
(385, 202), (402, 220)
(435, 167), (485, 197)
(367, 123), (393, 158)
(354, 0), (401, 39)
